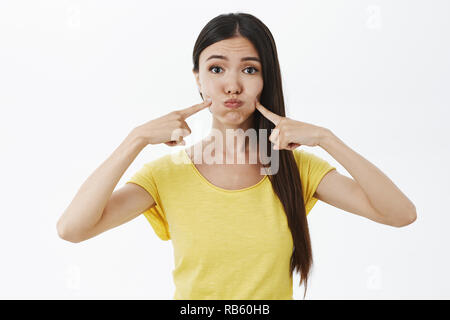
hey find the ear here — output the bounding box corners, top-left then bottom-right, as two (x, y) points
(192, 70), (201, 90)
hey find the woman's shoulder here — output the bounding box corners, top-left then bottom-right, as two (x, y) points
(292, 148), (304, 163)
(292, 148), (334, 172)
(140, 149), (188, 174)
(292, 148), (321, 162)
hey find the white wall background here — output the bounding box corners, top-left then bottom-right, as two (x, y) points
(0, 0), (448, 299)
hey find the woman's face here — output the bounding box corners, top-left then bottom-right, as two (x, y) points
(193, 36), (264, 124)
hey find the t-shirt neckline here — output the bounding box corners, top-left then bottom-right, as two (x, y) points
(181, 148), (268, 193)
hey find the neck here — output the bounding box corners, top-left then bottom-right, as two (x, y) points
(207, 114), (257, 155)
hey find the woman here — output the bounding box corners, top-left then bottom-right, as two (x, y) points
(56, 13), (417, 300)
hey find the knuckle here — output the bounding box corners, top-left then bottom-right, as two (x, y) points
(170, 129), (182, 139)
(171, 111), (183, 120)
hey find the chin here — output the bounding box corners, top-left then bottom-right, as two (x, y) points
(219, 113), (253, 125)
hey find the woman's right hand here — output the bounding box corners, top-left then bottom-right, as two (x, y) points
(134, 99), (212, 147)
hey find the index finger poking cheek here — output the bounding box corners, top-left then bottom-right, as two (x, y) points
(180, 99), (212, 119)
(255, 101), (281, 126)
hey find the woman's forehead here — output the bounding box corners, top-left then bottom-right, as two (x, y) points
(200, 38), (260, 63)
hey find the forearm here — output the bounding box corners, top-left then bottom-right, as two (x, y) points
(319, 129), (416, 223)
(57, 129), (147, 239)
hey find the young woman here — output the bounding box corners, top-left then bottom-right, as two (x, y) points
(57, 13), (417, 300)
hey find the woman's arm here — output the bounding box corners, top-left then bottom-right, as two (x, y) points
(254, 100), (416, 227)
(316, 129), (417, 227)
(56, 99), (212, 242)
(56, 129), (148, 242)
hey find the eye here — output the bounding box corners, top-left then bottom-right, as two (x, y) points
(244, 66), (259, 74)
(208, 65), (259, 75)
(209, 65), (222, 74)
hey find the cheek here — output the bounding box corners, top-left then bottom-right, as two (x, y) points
(201, 78), (263, 100)
(201, 84), (216, 99)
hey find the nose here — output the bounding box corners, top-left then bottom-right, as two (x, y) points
(226, 88), (240, 95)
(224, 73), (242, 95)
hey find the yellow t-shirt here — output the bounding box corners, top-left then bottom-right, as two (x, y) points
(126, 148), (336, 300)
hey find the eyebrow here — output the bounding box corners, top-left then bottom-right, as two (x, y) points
(206, 55), (261, 63)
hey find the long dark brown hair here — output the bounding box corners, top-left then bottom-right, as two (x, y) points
(192, 12), (312, 299)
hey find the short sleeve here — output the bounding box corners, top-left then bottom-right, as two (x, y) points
(293, 149), (336, 215)
(126, 163), (171, 241)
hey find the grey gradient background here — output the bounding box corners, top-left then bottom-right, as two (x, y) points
(0, 0), (448, 299)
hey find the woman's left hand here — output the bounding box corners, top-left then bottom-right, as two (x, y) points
(255, 100), (328, 150)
